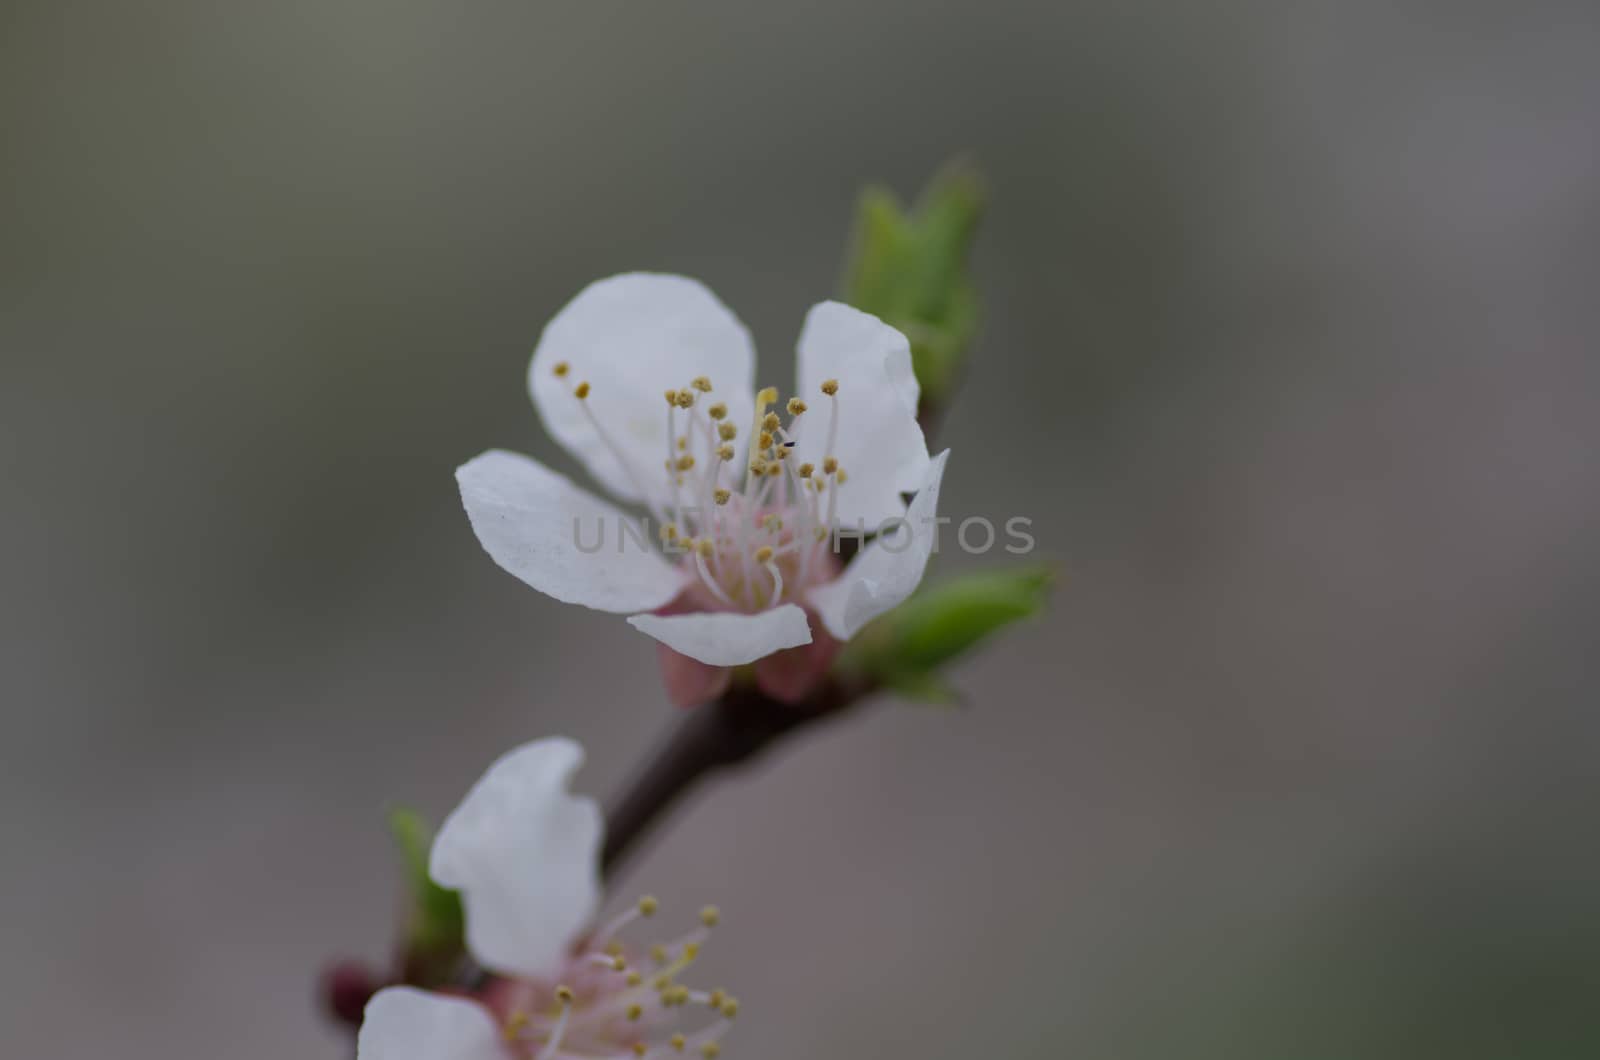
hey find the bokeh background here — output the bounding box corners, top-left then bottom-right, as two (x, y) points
(4, 2), (1598, 1057)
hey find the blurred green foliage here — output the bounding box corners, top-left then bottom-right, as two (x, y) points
(842, 567), (1054, 703)
(841, 160), (984, 410)
(388, 807), (465, 980)
(840, 164), (1050, 701)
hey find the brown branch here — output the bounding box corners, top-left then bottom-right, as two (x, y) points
(600, 676), (874, 878)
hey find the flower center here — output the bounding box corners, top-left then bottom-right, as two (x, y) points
(493, 897), (737, 1060)
(554, 363), (848, 612)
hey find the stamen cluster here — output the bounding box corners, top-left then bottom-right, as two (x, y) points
(497, 897), (738, 1060)
(554, 363), (849, 612)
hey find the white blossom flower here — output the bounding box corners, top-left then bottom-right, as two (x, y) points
(457, 274), (951, 703)
(358, 737), (739, 1060)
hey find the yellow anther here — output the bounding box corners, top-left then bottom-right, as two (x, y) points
(611, 956), (628, 972)
(552, 362), (570, 378)
(820, 378), (839, 395)
(758, 431), (774, 450)
(822, 457), (838, 475)
(574, 381), (591, 399)
(677, 436), (688, 451)
(626, 970), (643, 987)
(639, 895), (659, 917)
(700, 905), (721, 927)
(813, 525), (828, 541)
(503, 1010), (530, 1041)
(701, 1043), (721, 1059)
(787, 397), (808, 415)
(604, 940), (625, 957)
(555, 985), (575, 1005)
(650, 944), (668, 965)
(756, 386), (779, 406)
(748, 459), (766, 475)
(754, 546), (774, 563)
(676, 454), (696, 472)
(708, 402), (728, 420)
(762, 411), (780, 431)
(671, 1033), (687, 1052)
(627, 1003), (643, 1021)
(713, 488), (731, 505)
(696, 538), (714, 558)
(720, 998), (740, 1019)
(653, 973), (672, 990)
(717, 421), (737, 440)
(691, 376), (713, 392)
(765, 462), (781, 477)
(708, 989), (726, 1008)
(659, 524), (679, 542)
(762, 515), (781, 531)
(835, 468), (848, 484)
(775, 446), (790, 460)
(682, 942), (701, 962)
(632, 1043), (648, 1057)
(798, 462), (814, 478)
(675, 390), (696, 409)
(717, 444), (735, 462)
(664, 389), (680, 405)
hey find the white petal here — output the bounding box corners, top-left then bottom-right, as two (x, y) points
(792, 301), (931, 528)
(529, 273), (757, 511)
(356, 987), (503, 1060)
(627, 604), (812, 666)
(430, 737), (602, 979)
(458, 449), (688, 614)
(808, 450), (950, 641)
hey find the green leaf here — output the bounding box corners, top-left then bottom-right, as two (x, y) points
(388, 807), (465, 959)
(841, 160), (984, 409)
(842, 566), (1055, 699)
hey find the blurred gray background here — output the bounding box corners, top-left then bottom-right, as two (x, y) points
(3, 1), (1598, 1057)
